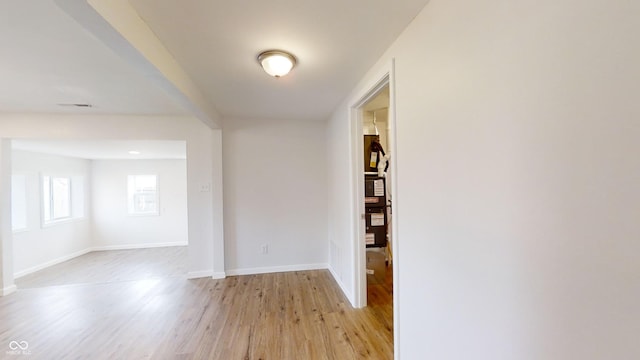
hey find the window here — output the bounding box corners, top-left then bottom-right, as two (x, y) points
(11, 175), (27, 232)
(43, 176), (71, 222)
(42, 175), (84, 225)
(128, 175), (158, 215)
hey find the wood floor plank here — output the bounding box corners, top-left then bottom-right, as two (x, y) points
(1, 247), (393, 359)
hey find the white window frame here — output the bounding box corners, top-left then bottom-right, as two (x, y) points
(41, 174), (84, 227)
(127, 174), (159, 216)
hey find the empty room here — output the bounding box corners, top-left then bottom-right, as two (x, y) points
(1, 0), (639, 359)
(10, 140), (189, 290)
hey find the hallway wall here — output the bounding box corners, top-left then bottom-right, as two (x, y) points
(328, 0), (640, 358)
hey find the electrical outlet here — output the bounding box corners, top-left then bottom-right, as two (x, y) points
(261, 244), (268, 254)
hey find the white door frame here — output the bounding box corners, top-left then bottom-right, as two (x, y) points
(348, 59), (399, 349)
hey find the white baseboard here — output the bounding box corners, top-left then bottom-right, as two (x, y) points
(328, 265), (355, 307)
(1, 284), (17, 296)
(212, 272), (226, 279)
(14, 242), (188, 279)
(14, 248), (93, 279)
(187, 270), (213, 279)
(91, 241), (187, 251)
(226, 263), (328, 276)
(188, 271), (226, 280)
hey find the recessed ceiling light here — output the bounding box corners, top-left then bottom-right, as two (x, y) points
(128, 150), (141, 155)
(257, 50), (297, 78)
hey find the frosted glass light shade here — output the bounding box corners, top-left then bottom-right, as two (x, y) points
(258, 50), (296, 77)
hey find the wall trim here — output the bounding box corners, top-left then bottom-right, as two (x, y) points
(328, 265), (355, 305)
(1, 284), (17, 296)
(226, 263), (328, 276)
(212, 272), (226, 279)
(14, 248), (92, 279)
(91, 241), (188, 252)
(187, 270), (213, 279)
(349, 69), (393, 309)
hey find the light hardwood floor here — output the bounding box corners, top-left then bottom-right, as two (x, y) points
(15, 247), (188, 289)
(1, 247), (393, 359)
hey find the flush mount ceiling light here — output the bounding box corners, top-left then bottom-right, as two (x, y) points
(257, 50), (297, 78)
(128, 150), (141, 155)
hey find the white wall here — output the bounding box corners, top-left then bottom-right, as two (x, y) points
(327, 108), (353, 300)
(91, 159), (188, 249)
(223, 118), (328, 274)
(0, 114), (223, 282)
(0, 140), (14, 294)
(12, 150), (92, 276)
(328, 0), (640, 359)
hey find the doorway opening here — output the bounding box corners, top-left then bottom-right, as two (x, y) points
(361, 86), (393, 308)
(350, 67), (399, 357)
(349, 61), (398, 359)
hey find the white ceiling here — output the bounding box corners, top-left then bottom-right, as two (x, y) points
(0, 1), (185, 115)
(12, 140), (186, 160)
(0, 0), (428, 122)
(123, 0), (429, 121)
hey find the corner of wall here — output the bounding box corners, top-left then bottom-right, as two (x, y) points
(1, 284), (17, 296)
(328, 263), (355, 306)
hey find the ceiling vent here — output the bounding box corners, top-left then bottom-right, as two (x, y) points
(57, 103), (93, 108)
